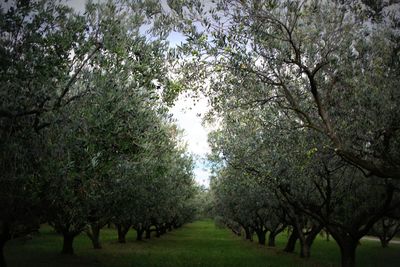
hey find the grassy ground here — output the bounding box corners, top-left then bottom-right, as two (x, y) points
(4, 220), (400, 267)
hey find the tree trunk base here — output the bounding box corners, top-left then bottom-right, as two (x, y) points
(62, 234), (75, 254)
(117, 224), (130, 243)
(268, 234), (276, 247)
(0, 240), (6, 267)
(87, 224), (102, 249)
(284, 230), (298, 253)
(256, 231), (266, 245)
(136, 229), (144, 241)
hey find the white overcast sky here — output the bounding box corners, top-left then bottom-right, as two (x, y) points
(170, 93), (212, 187)
(66, 0), (212, 187)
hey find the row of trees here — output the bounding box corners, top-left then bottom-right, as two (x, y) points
(0, 1), (197, 266)
(165, 1), (400, 267)
(209, 108), (400, 267)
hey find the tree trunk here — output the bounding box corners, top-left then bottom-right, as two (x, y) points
(329, 229), (359, 267)
(229, 225), (241, 236)
(284, 229), (298, 252)
(145, 228), (151, 239)
(298, 235), (310, 258)
(62, 233), (75, 254)
(167, 223), (173, 231)
(256, 230), (266, 245)
(299, 240), (310, 258)
(268, 232), (277, 247)
(339, 241), (357, 267)
(301, 224), (322, 257)
(298, 224), (322, 258)
(268, 225), (285, 247)
(299, 234), (316, 258)
(155, 226), (161, 238)
(244, 227), (253, 241)
(136, 228), (144, 241)
(116, 224), (130, 243)
(0, 223), (10, 267)
(324, 230), (330, 242)
(379, 236), (389, 248)
(87, 224), (102, 249)
(0, 238), (7, 267)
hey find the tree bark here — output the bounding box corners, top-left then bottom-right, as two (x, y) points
(116, 224), (130, 243)
(297, 223), (322, 258)
(0, 223), (11, 267)
(325, 231), (330, 242)
(329, 229), (359, 267)
(86, 224), (102, 249)
(379, 237), (389, 248)
(339, 240), (357, 267)
(244, 227), (253, 241)
(255, 230), (266, 245)
(145, 228), (151, 239)
(268, 232), (277, 247)
(0, 238), (7, 267)
(284, 229), (298, 252)
(304, 224), (322, 256)
(161, 225), (167, 235)
(155, 226), (161, 238)
(62, 233), (75, 254)
(299, 240), (310, 258)
(167, 223), (173, 231)
(136, 228), (144, 241)
(268, 225), (285, 247)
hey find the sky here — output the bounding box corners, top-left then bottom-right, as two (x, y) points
(66, 0), (213, 187)
(166, 31), (213, 188)
(170, 93), (212, 187)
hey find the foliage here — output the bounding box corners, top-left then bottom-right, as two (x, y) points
(0, 0), (197, 263)
(173, 0), (400, 180)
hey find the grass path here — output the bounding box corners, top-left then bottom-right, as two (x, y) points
(5, 220), (400, 267)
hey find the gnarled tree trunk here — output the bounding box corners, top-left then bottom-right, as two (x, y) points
(329, 230), (359, 267)
(284, 229), (298, 252)
(62, 232), (75, 254)
(155, 225), (161, 238)
(268, 225), (285, 247)
(145, 228), (151, 239)
(268, 232), (277, 247)
(255, 229), (267, 245)
(136, 228), (144, 241)
(244, 226), (253, 241)
(379, 236), (389, 248)
(86, 223), (102, 249)
(338, 240), (358, 267)
(297, 223), (322, 258)
(116, 224), (131, 243)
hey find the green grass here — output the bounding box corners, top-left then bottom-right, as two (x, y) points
(4, 220), (400, 267)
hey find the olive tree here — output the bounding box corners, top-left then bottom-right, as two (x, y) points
(174, 0), (400, 180)
(208, 94), (400, 266)
(372, 217), (400, 248)
(0, 0), (101, 263)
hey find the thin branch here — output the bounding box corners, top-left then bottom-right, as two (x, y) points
(54, 43), (102, 109)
